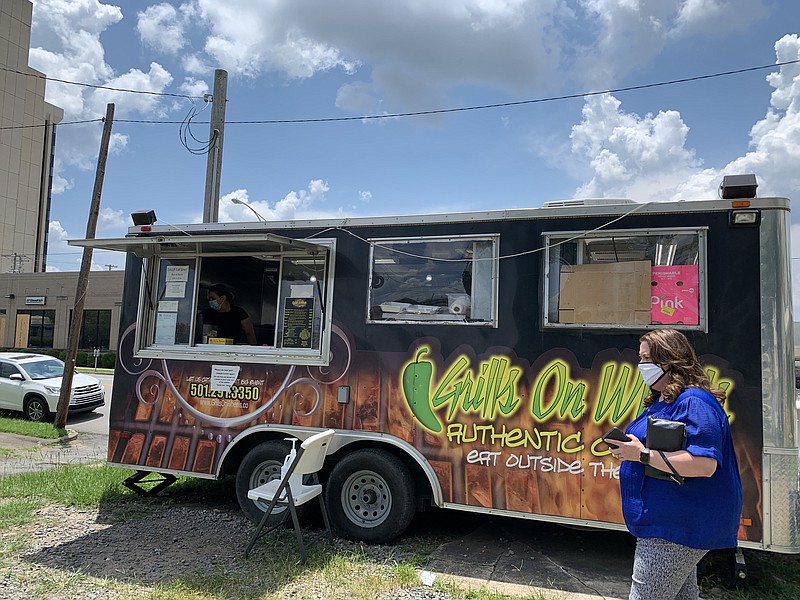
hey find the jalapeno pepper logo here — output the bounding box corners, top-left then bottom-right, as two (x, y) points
(402, 346), (443, 433)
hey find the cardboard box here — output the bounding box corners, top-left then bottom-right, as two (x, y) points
(559, 261), (651, 325)
(207, 337), (234, 345)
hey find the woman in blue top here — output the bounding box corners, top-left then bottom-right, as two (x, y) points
(609, 329), (742, 600)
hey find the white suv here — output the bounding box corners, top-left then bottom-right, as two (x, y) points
(0, 352), (105, 422)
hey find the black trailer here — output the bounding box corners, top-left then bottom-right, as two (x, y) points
(72, 194), (799, 553)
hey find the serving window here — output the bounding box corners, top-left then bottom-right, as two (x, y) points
(543, 228), (706, 330)
(368, 235), (499, 326)
(72, 233), (335, 365)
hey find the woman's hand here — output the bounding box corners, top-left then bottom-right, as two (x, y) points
(610, 434), (718, 477)
(609, 434), (644, 461)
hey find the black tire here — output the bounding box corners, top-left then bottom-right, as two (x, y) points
(24, 396), (49, 422)
(325, 448), (416, 543)
(235, 440), (314, 525)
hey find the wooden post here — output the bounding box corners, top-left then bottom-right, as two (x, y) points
(202, 69), (227, 223)
(54, 103), (114, 429)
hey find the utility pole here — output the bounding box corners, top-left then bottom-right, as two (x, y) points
(202, 69), (228, 223)
(55, 103), (114, 429)
(104, 264), (117, 271)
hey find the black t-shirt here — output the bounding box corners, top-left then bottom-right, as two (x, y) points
(200, 305), (250, 343)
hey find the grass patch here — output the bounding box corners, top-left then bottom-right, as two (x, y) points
(76, 367), (113, 374)
(0, 414), (66, 439)
(0, 498), (44, 529)
(699, 548), (800, 599)
(0, 464), (130, 508)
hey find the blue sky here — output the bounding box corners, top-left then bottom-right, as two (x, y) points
(27, 1), (800, 306)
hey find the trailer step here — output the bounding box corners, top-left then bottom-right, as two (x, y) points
(122, 471), (178, 496)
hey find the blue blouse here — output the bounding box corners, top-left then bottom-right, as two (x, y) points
(620, 388), (742, 549)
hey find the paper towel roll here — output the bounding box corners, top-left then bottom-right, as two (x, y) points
(450, 300), (468, 314)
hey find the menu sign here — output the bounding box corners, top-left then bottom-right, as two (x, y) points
(281, 297), (314, 348)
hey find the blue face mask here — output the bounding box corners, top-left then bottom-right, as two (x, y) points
(208, 299), (221, 311)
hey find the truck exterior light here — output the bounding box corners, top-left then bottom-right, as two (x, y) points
(729, 210), (760, 226)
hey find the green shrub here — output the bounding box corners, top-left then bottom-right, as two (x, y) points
(75, 351), (89, 367)
(101, 352), (116, 369)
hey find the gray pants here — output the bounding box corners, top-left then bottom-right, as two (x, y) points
(629, 537), (708, 600)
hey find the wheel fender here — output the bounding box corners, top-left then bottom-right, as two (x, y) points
(218, 426), (444, 506)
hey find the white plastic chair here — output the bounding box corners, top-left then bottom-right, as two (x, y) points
(243, 429), (335, 561)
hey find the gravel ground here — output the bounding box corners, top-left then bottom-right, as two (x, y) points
(0, 434), (460, 600)
(0, 501), (457, 600)
(1, 432), (459, 599)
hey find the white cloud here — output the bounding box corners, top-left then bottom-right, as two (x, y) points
(89, 63), (175, 118)
(98, 207), (127, 231)
(216, 181), (337, 223)
(570, 93), (700, 199)
(187, 1), (767, 114)
(51, 173), (72, 195)
(675, 34), (800, 200)
(136, 3), (188, 55)
(194, 0), (565, 110)
(179, 77), (210, 99)
(29, 1), (179, 182)
(45, 220), (126, 272)
(182, 53), (212, 76)
(571, 32), (800, 204)
(359, 190), (373, 202)
(44, 220), (75, 272)
(576, 0), (769, 86)
(675, 0), (769, 36)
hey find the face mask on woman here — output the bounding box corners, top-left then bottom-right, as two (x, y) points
(638, 362), (666, 387)
(208, 299), (221, 311)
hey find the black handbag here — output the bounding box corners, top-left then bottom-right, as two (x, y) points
(645, 417), (686, 484)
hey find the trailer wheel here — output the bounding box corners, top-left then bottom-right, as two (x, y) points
(325, 449), (416, 543)
(236, 441), (312, 525)
(24, 396), (50, 422)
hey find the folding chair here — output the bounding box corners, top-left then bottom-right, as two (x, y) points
(243, 429), (335, 561)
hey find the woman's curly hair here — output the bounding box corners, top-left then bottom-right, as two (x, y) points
(640, 329), (725, 408)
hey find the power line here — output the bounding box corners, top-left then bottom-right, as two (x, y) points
(2, 58), (798, 132)
(117, 58), (800, 126)
(0, 118), (103, 131)
(0, 65), (203, 99)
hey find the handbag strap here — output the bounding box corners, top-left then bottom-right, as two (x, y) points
(656, 450), (685, 485)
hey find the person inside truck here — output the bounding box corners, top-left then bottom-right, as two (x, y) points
(608, 329), (742, 600)
(198, 283), (257, 345)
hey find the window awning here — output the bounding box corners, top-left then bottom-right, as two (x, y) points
(67, 233), (328, 258)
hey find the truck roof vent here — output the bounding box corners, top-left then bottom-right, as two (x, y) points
(543, 198), (636, 208)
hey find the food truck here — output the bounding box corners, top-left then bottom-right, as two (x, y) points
(70, 192), (799, 556)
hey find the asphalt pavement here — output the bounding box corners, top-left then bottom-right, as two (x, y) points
(0, 429), (108, 477)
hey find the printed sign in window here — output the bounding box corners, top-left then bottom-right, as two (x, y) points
(281, 297), (315, 348)
(651, 265), (699, 325)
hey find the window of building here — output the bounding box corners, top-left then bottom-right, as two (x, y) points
(368, 235), (499, 325)
(79, 309), (112, 350)
(16, 309), (56, 348)
(543, 228), (706, 330)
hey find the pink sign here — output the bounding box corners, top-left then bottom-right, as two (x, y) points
(651, 265), (699, 325)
